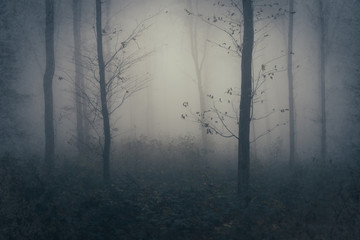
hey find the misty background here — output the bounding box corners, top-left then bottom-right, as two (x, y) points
(1, 0), (360, 239)
(2, 0), (359, 161)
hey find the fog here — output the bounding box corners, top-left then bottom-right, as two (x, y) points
(1, 0), (360, 238)
(6, 0), (357, 161)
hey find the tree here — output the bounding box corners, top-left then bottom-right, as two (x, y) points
(307, 0), (353, 161)
(183, 0), (286, 193)
(287, 0), (295, 167)
(73, 0), (86, 154)
(95, 0), (111, 183)
(318, 0), (326, 162)
(92, 0), (153, 183)
(43, 0), (55, 171)
(186, 0), (209, 152)
(0, 1), (23, 153)
(238, 0), (254, 193)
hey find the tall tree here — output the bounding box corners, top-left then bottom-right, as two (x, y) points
(287, 0), (295, 167)
(186, 0), (209, 151)
(182, 0), (284, 193)
(318, 0), (326, 162)
(95, 0), (111, 183)
(43, 0), (55, 170)
(72, 0), (86, 154)
(238, 0), (254, 193)
(85, 0), (153, 182)
(0, 1), (21, 152)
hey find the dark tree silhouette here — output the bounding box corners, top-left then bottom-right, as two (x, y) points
(318, 0), (327, 162)
(182, 0), (287, 193)
(92, 0), (154, 183)
(73, 0), (86, 154)
(95, 0), (111, 183)
(0, 1), (24, 151)
(43, 0), (55, 171)
(287, 0), (295, 167)
(238, 0), (254, 193)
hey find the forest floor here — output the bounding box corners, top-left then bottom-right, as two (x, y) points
(0, 138), (359, 240)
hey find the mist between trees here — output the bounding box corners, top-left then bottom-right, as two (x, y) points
(1, 0), (360, 239)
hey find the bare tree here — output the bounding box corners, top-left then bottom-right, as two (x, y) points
(43, 0), (55, 171)
(318, 0), (326, 162)
(0, 1), (24, 152)
(306, 0), (351, 161)
(183, 0), (287, 193)
(72, 0), (86, 154)
(95, 0), (111, 183)
(186, 0), (209, 152)
(92, 0), (153, 182)
(287, 0), (295, 167)
(238, 0), (254, 193)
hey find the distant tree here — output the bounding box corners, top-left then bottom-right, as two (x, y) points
(185, 0), (210, 152)
(306, 0), (357, 161)
(43, 0), (55, 171)
(0, 1), (24, 153)
(72, 0), (86, 154)
(287, 0), (295, 167)
(318, 0), (327, 162)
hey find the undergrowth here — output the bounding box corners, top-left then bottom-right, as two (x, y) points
(0, 138), (359, 240)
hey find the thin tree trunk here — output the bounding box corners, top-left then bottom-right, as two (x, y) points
(287, 0), (295, 167)
(43, 0), (55, 171)
(105, 0), (112, 111)
(187, 0), (208, 151)
(319, 0), (327, 162)
(96, 0), (111, 183)
(238, 0), (254, 193)
(73, 0), (85, 153)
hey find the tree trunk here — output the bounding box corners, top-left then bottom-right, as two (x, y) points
(72, 0), (85, 154)
(43, 0), (55, 171)
(187, 0), (208, 151)
(287, 0), (295, 167)
(238, 0), (254, 193)
(96, 0), (111, 183)
(105, 0), (112, 111)
(319, 0), (327, 162)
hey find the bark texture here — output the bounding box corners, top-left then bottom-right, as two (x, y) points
(96, 0), (111, 183)
(287, 0), (295, 167)
(43, 0), (55, 170)
(238, 0), (254, 193)
(319, 0), (327, 161)
(73, 0), (85, 153)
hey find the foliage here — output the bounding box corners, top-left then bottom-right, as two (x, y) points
(1, 138), (359, 239)
(182, 0), (291, 143)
